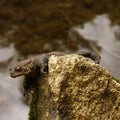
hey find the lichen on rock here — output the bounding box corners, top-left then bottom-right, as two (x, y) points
(30, 54), (120, 120)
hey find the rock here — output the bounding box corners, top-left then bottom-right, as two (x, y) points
(29, 54), (120, 120)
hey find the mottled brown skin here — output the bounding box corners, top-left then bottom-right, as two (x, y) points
(9, 53), (49, 101)
(9, 51), (100, 78)
(9, 51), (101, 100)
(9, 53), (48, 78)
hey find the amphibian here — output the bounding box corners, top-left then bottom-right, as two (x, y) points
(9, 51), (100, 78)
(9, 53), (48, 78)
(9, 51), (101, 101)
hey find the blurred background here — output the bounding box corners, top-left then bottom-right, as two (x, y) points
(0, 1), (120, 120)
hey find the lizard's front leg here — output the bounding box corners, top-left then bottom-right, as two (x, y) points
(35, 54), (49, 74)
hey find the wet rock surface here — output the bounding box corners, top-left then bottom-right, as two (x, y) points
(30, 54), (120, 120)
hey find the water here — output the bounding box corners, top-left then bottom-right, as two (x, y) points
(76, 14), (120, 79)
(0, 44), (29, 120)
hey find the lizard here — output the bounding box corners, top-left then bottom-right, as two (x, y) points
(9, 51), (101, 101)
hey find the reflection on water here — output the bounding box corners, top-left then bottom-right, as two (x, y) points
(0, 45), (29, 120)
(77, 14), (120, 78)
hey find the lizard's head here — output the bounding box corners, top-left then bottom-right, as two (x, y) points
(9, 60), (34, 78)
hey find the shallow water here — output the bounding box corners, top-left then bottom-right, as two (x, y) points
(77, 14), (120, 78)
(0, 45), (29, 120)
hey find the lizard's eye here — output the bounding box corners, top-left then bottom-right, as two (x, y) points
(15, 66), (22, 72)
